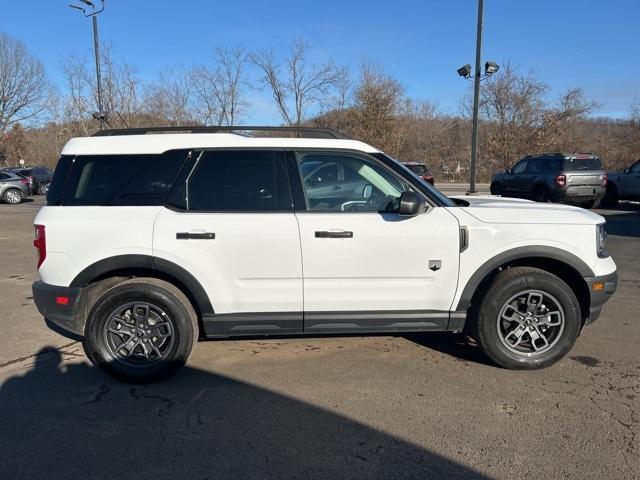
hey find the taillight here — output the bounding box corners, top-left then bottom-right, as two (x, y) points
(602, 173), (608, 187)
(20, 178), (28, 185)
(555, 175), (566, 187)
(34, 225), (46, 268)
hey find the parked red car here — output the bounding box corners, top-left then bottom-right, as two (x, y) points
(401, 162), (434, 184)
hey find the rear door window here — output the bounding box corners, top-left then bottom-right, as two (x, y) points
(526, 158), (544, 173)
(185, 150), (291, 211)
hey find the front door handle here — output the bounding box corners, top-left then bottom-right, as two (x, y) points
(176, 232), (216, 240)
(315, 231), (353, 238)
(332, 185), (341, 191)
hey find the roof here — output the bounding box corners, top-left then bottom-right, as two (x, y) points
(61, 131), (380, 156)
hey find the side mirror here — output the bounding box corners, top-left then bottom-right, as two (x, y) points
(398, 191), (425, 216)
(624, 167), (630, 174)
(505, 168), (512, 174)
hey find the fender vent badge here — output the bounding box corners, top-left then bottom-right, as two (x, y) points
(429, 260), (442, 272)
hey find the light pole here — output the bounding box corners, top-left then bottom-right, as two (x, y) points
(69, 0), (107, 130)
(457, 0), (499, 194)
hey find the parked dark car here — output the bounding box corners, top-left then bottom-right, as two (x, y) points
(0, 171), (31, 204)
(401, 162), (434, 184)
(602, 159), (640, 207)
(490, 153), (607, 208)
(4, 166), (53, 195)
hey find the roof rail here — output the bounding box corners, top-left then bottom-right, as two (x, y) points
(92, 125), (348, 139)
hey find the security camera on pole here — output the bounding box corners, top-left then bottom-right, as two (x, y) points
(457, 0), (499, 195)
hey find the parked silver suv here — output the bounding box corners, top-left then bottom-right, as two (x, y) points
(0, 171), (30, 204)
(490, 153), (607, 208)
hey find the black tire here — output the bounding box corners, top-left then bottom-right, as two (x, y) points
(579, 200), (598, 209)
(490, 182), (502, 196)
(470, 267), (581, 370)
(2, 188), (23, 204)
(533, 186), (549, 203)
(83, 278), (198, 383)
(601, 185), (619, 208)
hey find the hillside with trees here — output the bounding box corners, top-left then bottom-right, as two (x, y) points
(1, 32), (638, 180)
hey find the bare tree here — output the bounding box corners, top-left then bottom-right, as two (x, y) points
(100, 45), (143, 128)
(191, 47), (247, 125)
(479, 63), (548, 169)
(60, 45), (143, 132)
(0, 32), (53, 135)
(349, 62), (403, 151)
(59, 53), (94, 136)
(250, 40), (341, 126)
(144, 66), (193, 126)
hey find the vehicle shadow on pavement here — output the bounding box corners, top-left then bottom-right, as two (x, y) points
(404, 333), (495, 367)
(0, 346), (491, 480)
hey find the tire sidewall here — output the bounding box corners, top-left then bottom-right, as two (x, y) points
(476, 270), (581, 369)
(84, 283), (195, 383)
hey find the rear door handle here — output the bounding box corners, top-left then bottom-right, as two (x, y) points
(176, 232), (215, 240)
(315, 231), (353, 238)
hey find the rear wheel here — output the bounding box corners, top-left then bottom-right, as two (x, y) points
(83, 278), (198, 383)
(533, 186), (549, 203)
(2, 188), (23, 204)
(490, 183), (502, 196)
(471, 267), (581, 369)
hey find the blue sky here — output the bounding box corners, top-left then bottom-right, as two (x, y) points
(3, 0), (639, 123)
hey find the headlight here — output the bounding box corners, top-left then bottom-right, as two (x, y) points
(596, 223), (608, 258)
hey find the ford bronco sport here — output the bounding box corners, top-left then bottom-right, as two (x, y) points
(32, 127), (618, 383)
(490, 153), (607, 208)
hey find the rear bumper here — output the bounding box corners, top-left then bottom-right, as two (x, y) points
(551, 185), (605, 201)
(32, 281), (85, 340)
(583, 270), (617, 325)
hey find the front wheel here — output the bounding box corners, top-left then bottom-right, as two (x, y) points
(3, 188), (23, 204)
(471, 267), (581, 369)
(83, 278), (198, 383)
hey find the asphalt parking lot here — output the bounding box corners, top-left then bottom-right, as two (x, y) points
(0, 194), (638, 479)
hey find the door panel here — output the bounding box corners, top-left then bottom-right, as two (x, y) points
(620, 163), (640, 198)
(154, 209), (303, 315)
(296, 209), (461, 318)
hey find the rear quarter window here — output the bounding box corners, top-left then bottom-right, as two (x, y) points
(53, 150), (189, 206)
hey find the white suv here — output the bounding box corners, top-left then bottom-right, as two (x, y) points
(32, 127), (618, 383)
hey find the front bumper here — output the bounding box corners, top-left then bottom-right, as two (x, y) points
(583, 270), (617, 325)
(32, 281), (85, 340)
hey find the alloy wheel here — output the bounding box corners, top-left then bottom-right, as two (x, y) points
(496, 289), (565, 356)
(102, 302), (175, 367)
